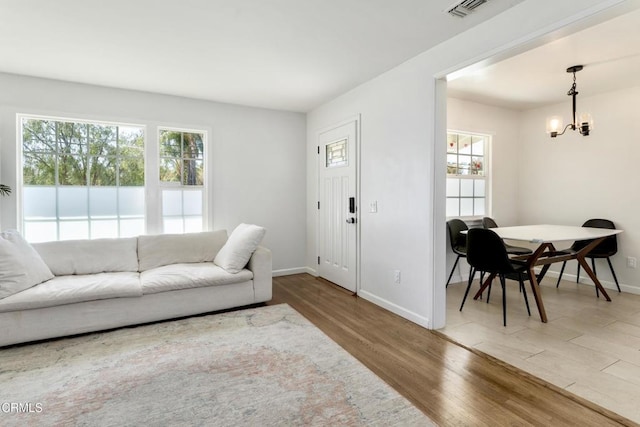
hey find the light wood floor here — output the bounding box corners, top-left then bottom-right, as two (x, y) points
(444, 275), (640, 424)
(270, 274), (635, 426)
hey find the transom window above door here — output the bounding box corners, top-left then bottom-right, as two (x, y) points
(446, 131), (490, 219)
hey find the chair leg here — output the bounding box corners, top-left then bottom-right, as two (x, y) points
(556, 261), (567, 288)
(500, 274), (507, 327)
(519, 276), (531, 316)
(591, 258), (600, 298)
(607, 257), (621, 292)
(486, 276), (493, 304)
(479, 271), (485, 300)
(459, 267), (476, 312)
(446, 255), (460, 287)
(576, 262), (581, 283)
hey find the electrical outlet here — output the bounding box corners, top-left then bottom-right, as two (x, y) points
(369, 201), (378, 213)
(393, 270), (401, 284)
(627, 257), (637, 269)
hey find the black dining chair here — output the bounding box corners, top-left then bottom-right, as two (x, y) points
(460, 228), (531, 326)
(482, 217), (533, 256)
(555, 218), (620, 292)
(446, 219), (468, 287)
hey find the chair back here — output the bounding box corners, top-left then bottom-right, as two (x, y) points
(446, 219), (468, 254)
(467, 228), (514, 274)
(571, 218), (617, 255)
(482, 217), (499, 229)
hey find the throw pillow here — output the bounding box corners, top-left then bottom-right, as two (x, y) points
(214, 223), (266, 274)
(0, 230), (54, 299)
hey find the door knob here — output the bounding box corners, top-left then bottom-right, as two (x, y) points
(346, 218), (356, 224)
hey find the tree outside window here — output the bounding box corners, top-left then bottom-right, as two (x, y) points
(159, 130), (204, 185)
(159, 129), (206, 234)
(21, 117), (145, 241)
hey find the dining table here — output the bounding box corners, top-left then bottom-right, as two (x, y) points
(471, 224), (623, 323)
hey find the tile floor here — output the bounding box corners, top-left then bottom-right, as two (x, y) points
(442, 276), (640, 423)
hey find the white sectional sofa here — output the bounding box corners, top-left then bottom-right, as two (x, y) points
(0, 227), (271, 347)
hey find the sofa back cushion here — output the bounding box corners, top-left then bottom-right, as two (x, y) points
(137, 230), (228, 272)
(33, 237), (139, 276)
(0, 230), (54, 299)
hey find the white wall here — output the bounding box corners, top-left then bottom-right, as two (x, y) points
(445, 97), (522, 283)
(306, 0), (633, 329)
(448, 97), (523, 226)
(518, 85), (640, 292)
(308, 63), (437, 327)
(0, 73), (306, 273)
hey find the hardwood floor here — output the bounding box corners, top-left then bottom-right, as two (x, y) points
(269, 274), (634, 426)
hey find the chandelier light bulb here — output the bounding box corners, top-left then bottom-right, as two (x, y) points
(547, 116), (563, 132)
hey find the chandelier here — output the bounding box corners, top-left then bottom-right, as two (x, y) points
(546, 65), (593, 138)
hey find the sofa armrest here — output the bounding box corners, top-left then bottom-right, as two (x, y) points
(247, 246), (272, 302)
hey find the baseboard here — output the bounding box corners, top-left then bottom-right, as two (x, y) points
(454, 267), (640, 295)
(449, 273), (465, 284)
(272, 267), (316, 277)
(358, 289), (431, 329)
(539, 268), (639, 295)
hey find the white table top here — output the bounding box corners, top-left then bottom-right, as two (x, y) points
(488, 224), (622, 243)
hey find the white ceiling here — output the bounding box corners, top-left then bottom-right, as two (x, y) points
(0, 0), (526, 112)
(447, 7), (640, 111)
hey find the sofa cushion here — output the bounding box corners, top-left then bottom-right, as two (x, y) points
(33, 237), (139, 276)
(137, 230), (228, 272)
(214, 223), (266, 274)
(0, 272), (142, 313)
(0, 230), (54, 299)
(140, 262), (253, 295)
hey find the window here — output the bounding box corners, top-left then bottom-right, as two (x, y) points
(446, 131), (488, 218)
(159, 129), (206, 233)
(21, 117), (145, 242)
(20, 116), (209, 241)
(326, 139), (348, 167)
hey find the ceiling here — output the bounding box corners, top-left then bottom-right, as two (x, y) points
(447, 7), (640, 111)
(0, 0), (527, 113)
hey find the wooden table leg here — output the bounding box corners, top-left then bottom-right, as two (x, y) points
(526, 242), (553, 323)
(573, 236), (612, 302)
(537, 264), (551, 283)
(473, 273), (496, 300)
(577, 255), (611, 301)
(535, 242), (556, 283)
(527, 266), (547, 323)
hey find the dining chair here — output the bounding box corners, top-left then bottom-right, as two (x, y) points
(460, 228), (531, 326)
(481, 217), (533, 256)
(555, 218), (620, 292)
(446, 219), (468, 287)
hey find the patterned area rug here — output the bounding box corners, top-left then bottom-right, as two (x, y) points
(0, 303), (434, 426)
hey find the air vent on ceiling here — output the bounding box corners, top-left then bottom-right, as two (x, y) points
(446, 0), (489, 18)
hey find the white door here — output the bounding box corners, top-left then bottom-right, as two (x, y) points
(318, 120), (358, 292)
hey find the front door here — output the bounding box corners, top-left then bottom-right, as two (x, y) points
(318, 119), (358, 292)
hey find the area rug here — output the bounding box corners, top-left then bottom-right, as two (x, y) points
(0, 303), (434, 426)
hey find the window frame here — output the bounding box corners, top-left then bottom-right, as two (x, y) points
(157, 126), (209, 234)
(17, 114), (211, 240)
(18, 114), (147, 241)
(445, 129), (491, 220)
